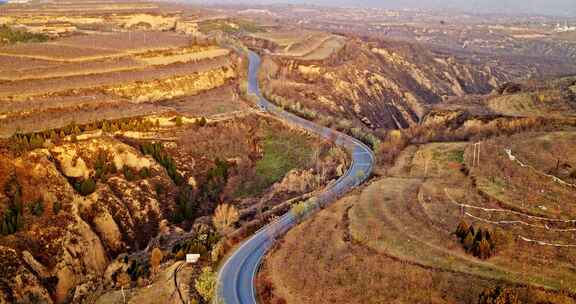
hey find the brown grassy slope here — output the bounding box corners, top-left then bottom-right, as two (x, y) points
(262, 190), (575, 304)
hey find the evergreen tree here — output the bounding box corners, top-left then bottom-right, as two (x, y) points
(455, 220), (470, 240)
(29, 134), (44, 149)
(475, 228), (484, 242)
(197, 117), (207, 127)
(476, 238), (492, 259)
(49, 130), (57, 141)
(79, 178), (96, 196)
(102, 121), (110, 132)
(463, 231), (475, 252)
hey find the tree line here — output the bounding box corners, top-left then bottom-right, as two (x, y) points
(7, 114), (211, 154)
(455, 220), (496, 260)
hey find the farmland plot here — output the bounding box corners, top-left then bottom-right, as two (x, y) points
(0, 42), (121, 61)
(54, 31), (190, 52)
(0, 56), (144, 81)
(0, 55), (232, 99)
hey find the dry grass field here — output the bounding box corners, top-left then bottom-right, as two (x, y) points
(0, 43), (121, 61)
(0, 56), (142, 81)
(159, 85), (249, 117)
(488, 90), (576, 117)
(473, 132), (576, 218)
(55, 31), (190, 53)
(0, 54), (59, 71)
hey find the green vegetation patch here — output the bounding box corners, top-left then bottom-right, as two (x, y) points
(238, 129), (313, 197)
(198, 18), (265, 34)
(0, 25), (49, 44)
(446, 149), (465, 164)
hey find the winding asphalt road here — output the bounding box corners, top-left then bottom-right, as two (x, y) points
(216, 50), (375, 304)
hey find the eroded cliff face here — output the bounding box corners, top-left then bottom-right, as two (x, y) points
(0, 138), (178, 303)
(262, 38), (565, 130)
(105, 66), (237, 103)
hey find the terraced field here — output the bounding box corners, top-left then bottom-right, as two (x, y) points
(251, 30), (346, 60)
(0, 26), (241, 138)
(488, 90), (575, 117)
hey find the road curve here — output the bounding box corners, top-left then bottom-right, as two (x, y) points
(216, 50), (375, 304)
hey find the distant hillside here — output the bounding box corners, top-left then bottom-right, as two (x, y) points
(185, 0), (576, 17)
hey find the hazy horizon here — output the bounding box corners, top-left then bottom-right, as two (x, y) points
(189, 0), (576, 17)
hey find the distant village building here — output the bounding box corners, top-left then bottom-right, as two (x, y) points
(554, 22), (576, 33)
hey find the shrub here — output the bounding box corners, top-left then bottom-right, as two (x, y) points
(79, 178), (97, 196)
(478, 286), (519, 304)
(52, 201), (62, 215)
(155, 183), (165, 195)
(475, 238), (493, 260)
(127, 260), (150, 281)
(139, 167), (151, 179)
(291, 198), (317, 221)
(30, 200), (44, 216)
(195, 267), (216, 302)
(175, 116), (183, 127)
(150, 247), (163, 275)
(211, 241), (227, 263)
(0, 204), (23, 236)
(196, 117), (207, 127)
(123, 167), (135, 181)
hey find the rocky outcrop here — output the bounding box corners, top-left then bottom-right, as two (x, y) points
(0, 138), (178, 303)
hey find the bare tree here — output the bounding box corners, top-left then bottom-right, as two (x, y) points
(117, 272), (131, 304)
(213, 204), (239, 235)
(150, 247), (164, 276)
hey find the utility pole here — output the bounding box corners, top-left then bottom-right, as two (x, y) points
(472, 142), (481, 168)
